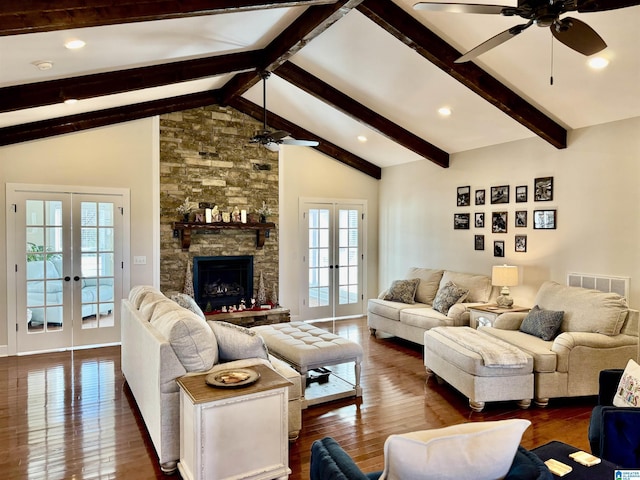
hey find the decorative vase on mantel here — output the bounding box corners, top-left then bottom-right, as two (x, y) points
(182, 213), (190, 223)
(259, 214), (267, 224)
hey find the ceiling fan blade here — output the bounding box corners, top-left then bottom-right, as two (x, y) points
(455, 22), (531, 63)
(551, 17), (606, 56)
(413, 2), (506, 14)
(577, 0), (640, 12)
(270, 130), (290, 141)
(282, 139), (320, 147)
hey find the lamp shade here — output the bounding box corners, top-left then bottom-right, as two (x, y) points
(492, 265), (519, 287)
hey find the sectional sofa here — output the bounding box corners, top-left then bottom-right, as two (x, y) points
(367, 267), (498, 345)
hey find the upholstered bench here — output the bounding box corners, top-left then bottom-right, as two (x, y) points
(424, 326), (534, 412)
(253, 321), (363, 407)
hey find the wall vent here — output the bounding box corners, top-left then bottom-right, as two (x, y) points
(567, 273), (630, 301)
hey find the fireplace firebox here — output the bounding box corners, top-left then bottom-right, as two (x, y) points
(193, 256), (253, 312)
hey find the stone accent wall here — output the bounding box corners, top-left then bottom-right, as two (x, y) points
(159, 105), (280, 303)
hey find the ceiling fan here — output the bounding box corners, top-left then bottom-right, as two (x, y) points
(249, 71), (319, 151)
(414, 0), (640, 63)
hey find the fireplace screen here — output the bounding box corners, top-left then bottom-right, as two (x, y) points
(193, 255), (253, 312)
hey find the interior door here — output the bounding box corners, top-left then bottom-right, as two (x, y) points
(300, 201), (364, 320)
(10, 189), (123, 354)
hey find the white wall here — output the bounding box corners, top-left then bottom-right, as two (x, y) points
(379, 117), (640, 309)
(0, 118), (159, 349)
(279, 146), (379, 320)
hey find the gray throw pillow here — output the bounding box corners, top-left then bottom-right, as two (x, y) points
(519, 305), (564, 341)
(383, 278), (420, 304)
(208, 321), (269, 362)
(432, 281), (469, 314)
(171, 293), (206, 319)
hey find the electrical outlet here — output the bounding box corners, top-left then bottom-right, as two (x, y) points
(173, 229), (179, 238)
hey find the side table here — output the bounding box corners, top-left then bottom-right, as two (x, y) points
(177, 364), (292, 480)
(469, 304), (530, 328)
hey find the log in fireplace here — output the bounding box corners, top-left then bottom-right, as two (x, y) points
(193, 255), (253, 312)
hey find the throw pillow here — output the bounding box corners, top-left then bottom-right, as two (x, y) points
(613, 358), (640, 408)
(171, 293), (206, 319)
(208, 321), (270, 362)
(151, 309), (218, 372)
(519, 305), (564, 341)
(432, 281), (469, 314)
(383, 278), (420, 304)
(380, 419), (531, 480)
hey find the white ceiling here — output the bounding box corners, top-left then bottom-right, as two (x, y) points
(1, 1), (639, 169)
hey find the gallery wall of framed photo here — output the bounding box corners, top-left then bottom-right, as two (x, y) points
(455, 177), (556, 257)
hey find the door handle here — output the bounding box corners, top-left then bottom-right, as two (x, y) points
(335, 265), (340, 269)
(74, 276), (80, 281)
(64, 276), (71, 282)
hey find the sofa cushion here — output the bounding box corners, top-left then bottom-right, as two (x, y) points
(380, 419), (531, 480)
(383, 279), (420, 304)
(170, 293), (205, 319)
(368, 298), (428, 321)
(440, 271), (492, 303)
(613, 359), (640, 408)
(535, 281), (629, 336)
(400, 308), (449, 329)
(129, 285), (160, 309)
(481, 327), (557, 373)
(519, 306), (564, 341)
(208, 321), (269, 362)
(151, 309), (218, 372)
(405, 268), (444, 304)
(433, 281), (469, 314)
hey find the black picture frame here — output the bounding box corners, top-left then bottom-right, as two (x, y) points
(515, 185), (528, 203)
(491, 185), (509, 204)
(533, 209), (557, 229)
(457, 186), (471, 206)
(515, 235), (527, 252)
(515, 210), (527, 228)
(475, 235), (485, 251)
(454, 213), (470, 229)
(475, 212), (484, 228)
(494, 240), (505, 257)
(534, 177), (553, 201)
(492, 211), (508, 233)
(475, 189), (486, 205)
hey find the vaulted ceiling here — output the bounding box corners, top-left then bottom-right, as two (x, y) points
(1, 0), (639, 179)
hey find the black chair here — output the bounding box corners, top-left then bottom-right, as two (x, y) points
(588, 369), (640, 468)
(310, 436), (552, 480)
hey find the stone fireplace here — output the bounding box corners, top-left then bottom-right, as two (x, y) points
(193, 255), (253, 312)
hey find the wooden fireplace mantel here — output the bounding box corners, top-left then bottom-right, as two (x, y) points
(172, 221), (276, 250)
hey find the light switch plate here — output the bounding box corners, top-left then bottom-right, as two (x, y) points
(133, 256), (147, 265)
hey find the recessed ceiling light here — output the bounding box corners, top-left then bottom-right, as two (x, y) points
(65, 39), (86, 50)
(357, 135), (368, 143)
(32, 60), (53, 71)
(587, 57), (609, 70)
(438, 106), (452, 116)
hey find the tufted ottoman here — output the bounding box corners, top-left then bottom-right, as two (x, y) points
(424, 327), (534, 412)
(253, 321), (363, 407)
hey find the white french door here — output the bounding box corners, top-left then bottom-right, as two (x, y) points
(300, 201), (365, 320)
(7, 186), (125, 354)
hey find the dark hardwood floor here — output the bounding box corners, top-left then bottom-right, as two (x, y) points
(0, 316), (596, 479)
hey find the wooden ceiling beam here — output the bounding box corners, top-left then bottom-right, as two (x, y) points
(219, 0), (364, 103)
(229, 96), (381, 179)
(0, 0), (337, 36)
(0, 51), (259, 114)
(357, 0), (567, 149)
(0, 90), (222, 147)
(277, 61), (448, 168)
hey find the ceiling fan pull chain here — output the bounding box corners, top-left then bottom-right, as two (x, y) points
(550, 35), (554, 86)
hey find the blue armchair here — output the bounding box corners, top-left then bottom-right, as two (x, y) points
(310, 437), (552, 480)
(588, 369), (640, 468)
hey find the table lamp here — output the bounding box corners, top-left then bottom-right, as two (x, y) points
(492, 265), (519, 308)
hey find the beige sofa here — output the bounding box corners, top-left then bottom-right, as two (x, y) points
(121, 286), (302, 474)
(481, 281), (639, 406)
(368, 268), (497, 345)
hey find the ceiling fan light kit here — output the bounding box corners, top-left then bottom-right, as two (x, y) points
(248, 70), (319, 151)
(413, 0), (638, 62)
